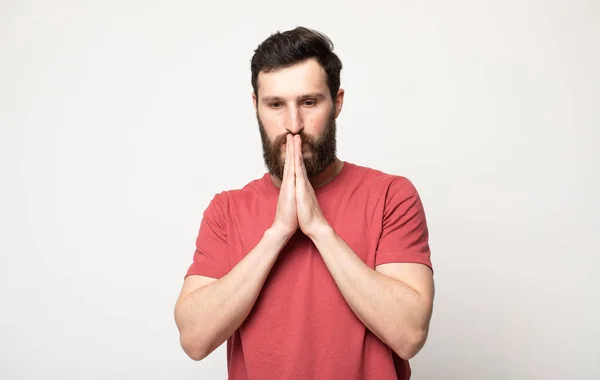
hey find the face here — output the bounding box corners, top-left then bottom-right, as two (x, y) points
(253, 58), (344, 180)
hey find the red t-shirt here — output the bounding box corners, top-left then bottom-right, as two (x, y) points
(186, 162), (432, 380)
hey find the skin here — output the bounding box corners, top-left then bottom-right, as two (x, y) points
(174, 58), (434, 361)
(253, 58), (344, 190)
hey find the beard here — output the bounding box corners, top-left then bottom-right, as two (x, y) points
(257, 109), (337, 180)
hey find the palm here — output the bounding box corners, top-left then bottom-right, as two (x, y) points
(293, 136), (327, 237)
(271, 134), (299, 237)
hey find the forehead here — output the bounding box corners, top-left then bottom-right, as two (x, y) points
(257, 58), (329, 100)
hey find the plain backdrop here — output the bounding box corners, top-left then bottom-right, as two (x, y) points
(1, 1), (599, 379)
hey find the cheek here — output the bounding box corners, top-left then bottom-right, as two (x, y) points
(259, 112), (279, 133)
(262, 113), (284, 131)
(306, 112), (329, 132)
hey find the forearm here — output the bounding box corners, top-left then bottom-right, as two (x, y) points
(310, 226), (432, 359)
(176, 228), (290, 360)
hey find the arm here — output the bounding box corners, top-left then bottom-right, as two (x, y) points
(309, 227), (434, 360)
(174, 227), (290, 361)
(291, 135), (434, 359)
(175, 134), (299, 361)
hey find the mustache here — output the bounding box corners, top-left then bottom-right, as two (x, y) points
(275, 131), (317, 149)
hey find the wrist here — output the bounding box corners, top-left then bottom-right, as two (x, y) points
(305, 223), (335, 242)
(264, 226), (295, 247)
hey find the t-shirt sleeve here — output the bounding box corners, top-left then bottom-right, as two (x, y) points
(185, 193), (230, 279)
(375, 177), (433, 272)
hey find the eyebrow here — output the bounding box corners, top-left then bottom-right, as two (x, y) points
(261, 93), (326, 103)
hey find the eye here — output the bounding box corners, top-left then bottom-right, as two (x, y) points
(269, 102), (283, 109)
(302, 99), (317, 107)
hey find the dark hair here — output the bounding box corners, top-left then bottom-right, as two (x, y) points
(251, 26), (343, 101)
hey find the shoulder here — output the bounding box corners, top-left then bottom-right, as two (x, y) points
(346, 162), (417, 194)
(347, 165), (428, 227)
(208, 173), (271, 210)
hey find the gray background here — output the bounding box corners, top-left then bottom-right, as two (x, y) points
(1, 0), (598, 379)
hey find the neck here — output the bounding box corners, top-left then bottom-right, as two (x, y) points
(271, 158), (344, 189)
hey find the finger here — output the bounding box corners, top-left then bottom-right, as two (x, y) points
(282, 134), (291, 180)
(300, 137), (308, 181)
(294, 136), (307, 192)
(294, 135), (307, 180)
(288, 134), (295, 181)
(282, 135), (295, 194)
(293, 135), (301, 176)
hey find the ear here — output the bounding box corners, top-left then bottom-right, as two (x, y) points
(252, 92), (258, 113)
(334, 88), (345, 118)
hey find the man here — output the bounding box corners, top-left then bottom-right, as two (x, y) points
(174, 26), (434, 380)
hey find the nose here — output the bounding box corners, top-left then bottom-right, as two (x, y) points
(286, 105), (304, 135)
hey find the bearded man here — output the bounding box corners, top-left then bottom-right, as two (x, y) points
(175, 26), (435, 380)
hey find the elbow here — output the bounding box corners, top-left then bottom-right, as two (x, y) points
(180, 333), (211, 361)
(185, 347), (208, 362)
(392, 328), (428, 360)
(175, 310), (213, 361)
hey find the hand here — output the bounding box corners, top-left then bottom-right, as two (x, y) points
(293, 135), (330, 238)
(270, 134), (299, 239)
